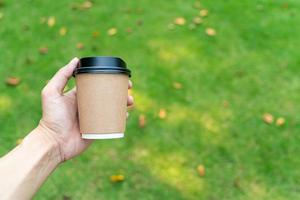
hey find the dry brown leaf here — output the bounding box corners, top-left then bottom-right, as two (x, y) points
(199, 9), (209, 17)
(263, 113), (274, 124)
(6, 77), (21, 86)
(139, 114), (146, 128)
(39, 47), (48, 54)
(193, 17), (202, 25)
(158, 109), (167, 119)
(16, 138), (23, 145)
(110, 174), (125, 183)
(174, 17), (186, 25)
(136, 20), (143, 26)
(59, 27), (67, 36)
(76, 43), (84, 50)
(107, 28), (117, 36)
(173, 82), (182, 89)
(276, 117), (285, 126)
(126, 28), (133, 34)
(206, 28), (217, 36)
(92, 31), (100, 38)
(197, 165), (205, 177)
(47, 16), (56, 27)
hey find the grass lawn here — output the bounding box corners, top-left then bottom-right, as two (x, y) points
(1, 0), (300, 199)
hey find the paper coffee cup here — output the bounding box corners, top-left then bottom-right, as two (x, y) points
(73, 56), (131, 139)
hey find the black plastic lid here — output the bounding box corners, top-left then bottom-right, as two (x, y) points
(73, 56), (131, 77)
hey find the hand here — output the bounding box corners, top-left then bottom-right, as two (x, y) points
(37, 58), (134, 162)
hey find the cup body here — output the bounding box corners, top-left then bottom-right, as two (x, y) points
(74, 56), (131, 139)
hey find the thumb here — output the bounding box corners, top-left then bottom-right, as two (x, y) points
(43, 58), (79, 96)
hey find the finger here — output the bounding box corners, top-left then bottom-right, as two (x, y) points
(126, 112), (129, 118)
(127, 95), (134, 106)
(43, 57), (79, 97)
(128, 80), (132, 89)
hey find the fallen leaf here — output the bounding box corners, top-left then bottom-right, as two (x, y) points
(92, 31), (100, 38)
(139, 114), (146, 128)
(276, 117), (285, 126)
(47, 16), (56, 27)
(193, 17), (202, 25)
(110, 174), (125, 183)
(76, 43), (84, 50)
(173, 82), (182, 89)
(206, 28), (217, 36)
(174, 17), (186, 25)
(16, 138), (23, 145)
(63, 195), (72, 200)
(0, 12), (4, 20)
(136, 20), (143, 26)
(199, 9), (209, 17)
(59, 27), (67, 36)
(126, 28), (133, 34)
(39, 47), (48, 55)
(262, 113), (274, 124)
(158, 109), (167, 119)
(197, 165), (205, 177)
(223, 100), (229, 108)
(107, 28), (117, 36)
(81, 1), (93, 9)
(6, 77), (21, 86)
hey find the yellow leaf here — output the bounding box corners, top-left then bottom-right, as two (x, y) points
(110, 174), (125, 183)
(81, 1), (93, 9)
(174, 17), (186, 25)
(206, 28), (217, 36)
(59, 27), (67, 36)
(276, 117), (285, 126)
(262, 113), (274, 124)
(197, 165), (205, 177)
(173, 82), (182, 89)
(193, 17), (202, 25)
(158, 109), (167, 119)
(199, 9), (209, 17)
(107, 28), (117, 36)
(47, 16), (56, 27)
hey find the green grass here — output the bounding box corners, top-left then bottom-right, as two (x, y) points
(1, 0), (300, 199)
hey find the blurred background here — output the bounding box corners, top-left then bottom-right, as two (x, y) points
(0, 0), (300, 199)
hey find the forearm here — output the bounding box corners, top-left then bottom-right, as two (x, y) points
(0, 127), (61, 200)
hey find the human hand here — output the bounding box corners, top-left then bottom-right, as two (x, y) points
(37, 58), (134, 162)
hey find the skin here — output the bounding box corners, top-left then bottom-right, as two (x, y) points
(0, 58), (134, 200)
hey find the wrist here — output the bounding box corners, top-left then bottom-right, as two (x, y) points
(23, 125), (63, 165)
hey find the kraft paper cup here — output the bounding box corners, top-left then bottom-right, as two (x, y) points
(73, 56), (131, 139)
